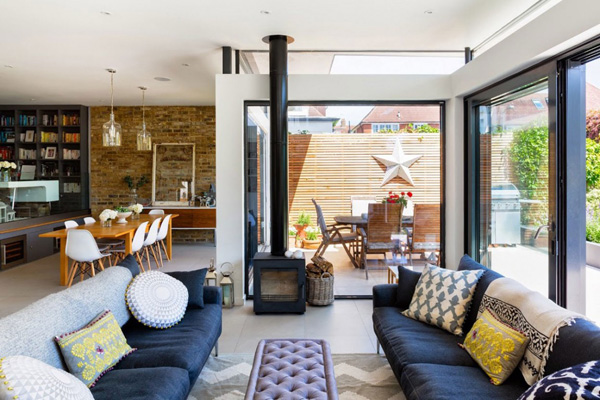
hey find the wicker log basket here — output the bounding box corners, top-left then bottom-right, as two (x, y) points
(306, 256), (334, 306)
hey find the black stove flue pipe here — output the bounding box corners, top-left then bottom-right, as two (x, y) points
(263, 34), (294, 256)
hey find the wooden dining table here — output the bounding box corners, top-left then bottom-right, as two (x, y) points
(39, 214), (178, 286)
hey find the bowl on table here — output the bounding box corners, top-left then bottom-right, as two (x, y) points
(116, 211), (132, 224)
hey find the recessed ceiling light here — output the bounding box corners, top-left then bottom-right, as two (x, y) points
(30, 98), (36, 102)
(181, 63), (190, 67)
(100, 11), (111, 16)
(4, 65), (13, 68)
(424, 10), (433, 14)
(154, 77), (171, 82)
(260, 10), (270, 15)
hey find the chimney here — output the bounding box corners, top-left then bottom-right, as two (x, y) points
(263, 35), (294, 256)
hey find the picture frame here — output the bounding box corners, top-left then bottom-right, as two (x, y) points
(45, 146), (57, 159)
(24, 130), (35, 143)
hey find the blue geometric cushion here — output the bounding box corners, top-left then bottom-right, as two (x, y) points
(55, 310), (135, 387)
(517, 360), (600, 399)
(0, 355), (94, 399)
(126, 271), (188, 329)
(402, 264), (483, 335)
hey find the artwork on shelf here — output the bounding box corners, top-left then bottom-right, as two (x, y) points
(24, 130), (35, 143)
(45, 146), (57, 159)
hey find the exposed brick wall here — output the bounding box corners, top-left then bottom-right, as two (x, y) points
(90, 106), (215, 243)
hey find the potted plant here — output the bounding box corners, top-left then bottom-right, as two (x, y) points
(129, 203), (143, 220)
(124, 175), (149, 203)
(294, 211), (311, 247)
(0, 161), (17, 182)
(99, 209), (118, 227)
(303, 226), (321, 249)
(382, 191), (412, 234)
(114, 206), (132, 224)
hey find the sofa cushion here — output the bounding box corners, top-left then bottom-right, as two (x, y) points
(0, 355), (94, 400)
(395, 266), (421, 309)
(0, 267), (132, 370)
(90, 367), (190, 400)
(167, 269), (208, 309)
(117, 304), (222, 383)
(55, 310), (136, 387)
(461, 309), (529, 385)
(373, 307), (476, 377)
(401, 363), (529, 400)
(517, 360), (600, 400)
(117, 254), (141, 277)
(126, 271), (188, 329)
(458, 254), (503, 333)
(545, 318), (600, 376)
(402, 264), (483, 335)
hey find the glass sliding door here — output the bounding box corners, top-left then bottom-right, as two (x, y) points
(477, 83), (551, 296)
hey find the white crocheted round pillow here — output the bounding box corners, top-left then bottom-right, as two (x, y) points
(0, 355), (93, 400)
(126, 271), (188, 329)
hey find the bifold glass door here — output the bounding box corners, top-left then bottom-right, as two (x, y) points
(472, 80), (556, 299)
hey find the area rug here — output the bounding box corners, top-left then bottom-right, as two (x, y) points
(188, 353), (405, 400)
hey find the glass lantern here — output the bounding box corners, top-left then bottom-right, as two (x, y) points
(205, 258), (217, 286)
(102, 113), (122, 146)
(220, 262), (234, 308)
(137, 123), (152, 151)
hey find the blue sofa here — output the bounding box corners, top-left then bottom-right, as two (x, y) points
(0, 265), (222, 400)
(372, 255), (600, 400)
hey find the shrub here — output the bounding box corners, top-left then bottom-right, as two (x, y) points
(587, 109), (600, 142)
(587, 138), (600, 190)
(296, 211), (311, 226)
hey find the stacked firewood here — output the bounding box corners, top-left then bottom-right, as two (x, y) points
(306, 256), (334, 278)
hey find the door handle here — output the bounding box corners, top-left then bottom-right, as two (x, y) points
(534, 225), (549, 239)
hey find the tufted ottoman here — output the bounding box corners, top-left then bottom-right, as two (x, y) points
(245, 339), (338, 400)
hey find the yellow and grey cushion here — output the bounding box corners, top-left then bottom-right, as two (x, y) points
(462, 309), (530, 385)
(0, 355), (94, 399)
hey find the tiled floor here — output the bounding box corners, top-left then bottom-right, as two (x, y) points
(0, 243), (378, 354)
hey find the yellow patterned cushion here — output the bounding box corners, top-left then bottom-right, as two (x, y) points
(55, 310), (135, 387)
(462, 308), (530, 385)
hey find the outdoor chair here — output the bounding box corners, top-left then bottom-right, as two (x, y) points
(350, 195), (378, 217)
(406, 204), (441, 266)
(312, 199), (360, 268)
(359, 203), (402, 280)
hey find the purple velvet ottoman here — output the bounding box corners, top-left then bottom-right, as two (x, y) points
(245, 339), (339, 400)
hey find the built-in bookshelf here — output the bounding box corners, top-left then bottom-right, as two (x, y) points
(0, 105), (89, 214)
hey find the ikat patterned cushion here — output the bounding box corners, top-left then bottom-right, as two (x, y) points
(55, 310), (135, 387)
(126, 270), (188, 329)
(517, 359), (600, 400)
(402, 263), (483, 335)
(462, 308), (530, 385)
(0, 355), (94, 400)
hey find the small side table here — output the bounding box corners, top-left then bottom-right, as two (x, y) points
(387, 265), (399, 284)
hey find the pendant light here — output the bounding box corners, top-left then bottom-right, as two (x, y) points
(137, 86), (152, 151)
(102, 69), (122, 147)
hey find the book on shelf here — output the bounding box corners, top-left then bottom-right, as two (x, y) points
(18, 148), (36, 160)
(42, 114), (58, 126)
(62, 132), (80, 143)
(0, 146), (14, 160)
(0, 129), (15, 143)
(19, 114), (36, 126)
(62, 114), (79, 126)
(63, 182), (81, 193)
(41, 131), (58, 143)
(0, 115), (15, 126)
(62, 149), (80, 160)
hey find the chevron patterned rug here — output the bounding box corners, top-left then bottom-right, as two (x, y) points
(188, 353), (405, 400)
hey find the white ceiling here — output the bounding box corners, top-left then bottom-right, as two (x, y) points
(0, 0), (556, 106)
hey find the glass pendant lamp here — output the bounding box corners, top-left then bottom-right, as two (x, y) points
(137, 86), (152, 151)
(102, 69), (121, 146)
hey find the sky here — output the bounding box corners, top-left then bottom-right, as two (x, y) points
(587, 59), (600, 89)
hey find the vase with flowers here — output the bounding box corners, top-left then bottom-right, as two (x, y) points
(129, 203), (143, 220)
(0, 161), (17, 182)
(99, 209), (118, 227)
(382, 191), (412, 234)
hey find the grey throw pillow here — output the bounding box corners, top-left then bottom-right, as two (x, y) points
(402, 264), (483, 335)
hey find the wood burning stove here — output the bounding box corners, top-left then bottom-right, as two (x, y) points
(253, 252), (306, 314)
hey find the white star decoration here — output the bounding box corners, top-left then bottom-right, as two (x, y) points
(373, 138), (422, 186)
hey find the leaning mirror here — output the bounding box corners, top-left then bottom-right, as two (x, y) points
(152, 143), (195, 205)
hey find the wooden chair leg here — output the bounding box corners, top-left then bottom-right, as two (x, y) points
(98, 258), (105, 271)
(341, 241), (359, 268)
(154, 243), (163, 268)
(150, 245), (160, 269)
(160, 240), (170, 261)
(135, 252), (145, 272)
(145, 247), (152, 271)
(67, 260), (79, 287)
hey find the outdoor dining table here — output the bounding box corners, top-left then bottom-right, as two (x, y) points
(39, 214), (178, 286)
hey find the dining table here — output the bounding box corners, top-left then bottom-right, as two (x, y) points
(39, 214), (178, 286)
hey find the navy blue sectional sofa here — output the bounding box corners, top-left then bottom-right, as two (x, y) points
(0, 264), (222, 400)
(372, 255), (600, 400)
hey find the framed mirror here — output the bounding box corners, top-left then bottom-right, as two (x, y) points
(152, 143), (195, 205)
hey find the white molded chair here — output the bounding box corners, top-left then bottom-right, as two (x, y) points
(65, 230), (111, 287)
(149, 209), (165, 215)
(155, 214), (173, 265)
(79, 216), (124, 254)
(64, 220), (78, 229)
(109, 221), (149, 271)
(83, 217), (96, 224)
(142, 218), (162, 270)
